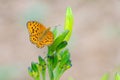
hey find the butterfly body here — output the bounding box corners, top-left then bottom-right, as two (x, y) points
(27, 21), (54, 48)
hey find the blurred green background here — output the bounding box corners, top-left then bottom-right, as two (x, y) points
(0, 0), (120, 80)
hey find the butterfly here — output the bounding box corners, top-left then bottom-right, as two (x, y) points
(27, 21), (54, 48)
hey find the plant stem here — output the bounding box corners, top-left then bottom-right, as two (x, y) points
(42, 70), (46, 80)
(34, 76), (40, 80)
(47, 64), (54, 80)
(55, 69), (65, 80)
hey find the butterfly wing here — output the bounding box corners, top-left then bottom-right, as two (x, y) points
(27, 21), (46, 35)
(37, 28), (54, 48)
(27, 21), (46, 44)
(27, 21), (54, 48)
(29, 34), (42, 44)
(43, 31), (54, 45)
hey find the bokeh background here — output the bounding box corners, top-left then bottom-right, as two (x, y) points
(0, 0), (120, 80)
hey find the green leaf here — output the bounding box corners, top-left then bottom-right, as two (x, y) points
(101, 73), (109, 80)
(56, 41), (67, 52)
(38, 56), (46, 80)
(59, 49), (70, 67)
(53, 58), (71, 80)
(31, 62), (38, 72)
(28, 67), (33, 77)
(115, 73), (120, 80)
(48, 30), (69, 55)
(38, 56), (46, 66)
(29, 63), (40, 79)
(64, 7), (74, 41)
(64, 60), (72, 70)
(52, 54), (59, 69)
(52, 26), (58, 39)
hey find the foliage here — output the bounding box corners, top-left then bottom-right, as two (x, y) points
(28, 7), (74, 80)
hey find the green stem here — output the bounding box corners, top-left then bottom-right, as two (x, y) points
(42, 69), (46, 80)
(47, 64), (54, 80)
(53, 63), (60, 80)
(54, 63), (66, 80)
(47, 47), (54, 80)
(55, 69), (65, 80)
(34, 76), (40, 80)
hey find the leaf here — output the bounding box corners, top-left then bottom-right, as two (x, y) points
(64, 60), (72, 70)
(56, 41), (67, 52)
(101, 73), (109, 80)
(52, 26), (58, 39)
(30, 62), (39, 78)
(59, 49), (70, 67)
(31, 62), (38, 72)
(115, 73), (120, 80)
(64, 7), (74, 41)
(38, 56), (46, 66)
(48, 30), (69, 55)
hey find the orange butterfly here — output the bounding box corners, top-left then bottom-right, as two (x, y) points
(27, 21), (54, 48)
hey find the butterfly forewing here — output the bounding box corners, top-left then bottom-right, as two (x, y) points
(27, 21), (46, 35)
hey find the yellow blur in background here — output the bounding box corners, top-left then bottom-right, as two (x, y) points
(0, 0), (120, 80)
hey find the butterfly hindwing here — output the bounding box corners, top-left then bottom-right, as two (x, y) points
(37, 29), (54, 48)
